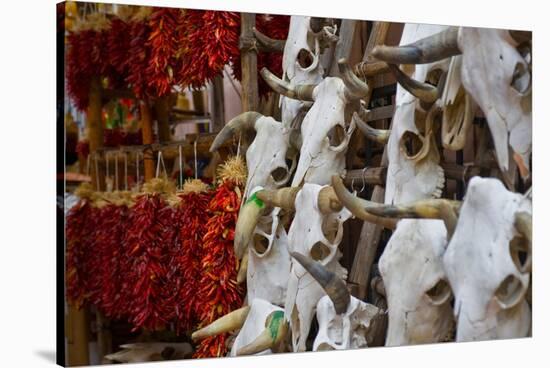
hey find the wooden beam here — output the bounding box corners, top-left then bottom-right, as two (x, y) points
(211, 74), (225, 132)
(154, 96), (172, 142)
(87, 76), (104, 191)
(363, 105), (395, 122)
(66, 305), (90, 366)
(240, 13), (259, 112)
(140, 101), (155, 181)
(329, 19), (358, 76)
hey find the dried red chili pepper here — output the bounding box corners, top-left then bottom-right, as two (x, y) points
(193, 177), (245, 358)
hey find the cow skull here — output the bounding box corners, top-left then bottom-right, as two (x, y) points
(210, 112), (294, 199)
(262, 58), (370, 187)
(372, 26), (532, 177)
(331, 175), (456, 346)
(443, 177), (532, 341)
(192, 298), (288, 356)
(291, 252), (382, 351)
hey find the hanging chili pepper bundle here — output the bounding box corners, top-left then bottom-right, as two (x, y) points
(172, 179), (210, 334)
(178, 10), (240, 88)
(106, 16), (132, 89)
(66, 28), (97, 111)
(194, 157), (247, 358)
(145, 7), (185, 97)
(121, 178), (177, 331)
(66, 184), (100, 308)
(125, 7), (153, 99)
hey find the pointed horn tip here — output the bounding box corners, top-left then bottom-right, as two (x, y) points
(337, 57), (348, 65)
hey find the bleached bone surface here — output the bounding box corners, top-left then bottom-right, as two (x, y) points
(245, 116), (292, 199)
(457, 28), (532, 173)
(314, 295), (381, 351)
(247, 206), (291, 306)
(291, 77), (356, 187)
(230, 299), (283, 356)
(284, 184), (350, 351)
(444, 177), (531, 341)
(385, 24), (448, 205)
(105, 342), (193, 363)
(379, 219), (454, 346)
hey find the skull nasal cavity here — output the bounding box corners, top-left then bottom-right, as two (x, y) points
(509, 234), (530, 273)
(328, 125), (346, 147)
(253, 234), (270, 255)
(495, 274), (526, 310)
(271, 166), (289, 182)
(311, 241), (331, 261)
(400, 131), (423, 158)
(511, 62), (530, 94)
(298, 48), (314, 68)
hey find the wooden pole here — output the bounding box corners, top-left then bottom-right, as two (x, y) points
(87, 76), (104, 191)
(66, 305), (90, 366)
(239, 13), (259, 112)
(154, 96), (172, 143)
(348, 22), (392, 300)
(140, 101), (155, 181)
(211, 74), (225, 132)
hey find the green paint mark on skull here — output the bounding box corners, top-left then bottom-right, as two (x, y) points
(246, 192), (265, 208)
(268, 311), (285, 340)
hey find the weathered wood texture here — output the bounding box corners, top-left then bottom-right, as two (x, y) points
(154, 95), (172, 142)
(140, 101), (155, 181)
(66, 305), (90, 366)
(211, 74), (225, 132)
(239, 13), (259, 112)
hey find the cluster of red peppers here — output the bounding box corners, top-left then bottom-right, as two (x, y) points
(66, 169), (245, 358)
(66, 7), (290, 110)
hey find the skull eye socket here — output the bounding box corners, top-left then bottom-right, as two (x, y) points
(328, 124), (346, 147)
(311, 241), (331, 261)
(400, 131), (424, 159)
(252, 233), (270, 255)
(425, 68), (444, 87)
(271, 166), (289, 184)
(510, 234), (531, 274)
(511, 61), (531, 94)
(297, 48), (314, 69)
(494, 274), (527, 310)
(425, 279), (452, 306)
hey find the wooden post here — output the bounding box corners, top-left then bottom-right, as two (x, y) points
(211, 74), (225, 132)
(239, 13), (259, 112)
(66, 305), (90, 366)
(96, 311), (112, 363)
(348, 22), (393, 300)
(140, 101), (155, 181)
(87, 76), (104, 191)
(154, 96), (172, 143)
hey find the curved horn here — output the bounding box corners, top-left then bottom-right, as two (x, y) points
(236, 251), (249, 284)
(191, 306), (251, 342)
(371, 27), (460, 64)
(291, 252), (350, 314)
(317, 186), (343, 214)
(210, 112), (262, 152)
(331, 175), (398, 229)
(353, 111), (390, 144)
(236, 311), (288, 355)
(338, 58), (370, 100)
(514, 211), (532, 273)
(260, 68), (316, 101)
(361, 198), (461, 240)
(256, 187), (299, 211)
(234, 192), (266, 259)
(387, 63), (439, 103)
(253, 27), (286, 52)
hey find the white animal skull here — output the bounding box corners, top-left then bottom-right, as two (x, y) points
(247, 204), (292, 307)
(379, 219), (454, 346)
(383, 24), (450, 205)
(444, 177), (532, 341)
(290, 251), (381, 351)
(191, 298), (288, 357)
(284, 183), (350, 351)
(210, 112), (293, 199)
(104, 343), (193, 363)
(372, 26), (532, 177)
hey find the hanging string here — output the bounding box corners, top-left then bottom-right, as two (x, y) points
(124, 152), (128, 191)
(236, 132), (242, 157)
(178, 145), (183, 190)
(194, 140), (198, 179)
(115, 152), (119, 191)
(156, 150), (168, 179)
(105, 151), (111, 190)
(360, 167), (368, 194)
